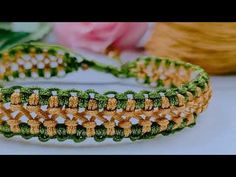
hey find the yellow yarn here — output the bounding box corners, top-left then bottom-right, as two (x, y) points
(145, 22), (236, 75)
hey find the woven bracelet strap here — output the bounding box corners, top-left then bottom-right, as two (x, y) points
(0, 42), (212, 143)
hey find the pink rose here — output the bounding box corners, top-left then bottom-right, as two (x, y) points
(53, 22), (148, 53)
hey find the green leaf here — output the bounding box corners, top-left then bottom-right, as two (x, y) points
(0, 30), (30, 50)
(0, 23), (11, 30)
(0, 23), (51, 51)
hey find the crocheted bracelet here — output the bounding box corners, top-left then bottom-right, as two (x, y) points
(0, 43), (212, 143)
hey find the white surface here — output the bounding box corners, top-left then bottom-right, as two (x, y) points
(1, 74), (236, 154)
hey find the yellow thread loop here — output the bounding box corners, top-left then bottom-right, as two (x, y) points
(161, 96), (170, 109)
(7, 119), (21, 133)
(106, 98), (117, 111)
(126, 99), (136, 111)
(172, 117), (182, 129)
(87, 99), (98, 111)
(119, 121), (132, 137)
(28, 119), (40, 134)
(29, 94), (39, 106)
(186, 114), (195, 125)
(43, 120), (57, 137)
(104, 121), (115, 136)
(139, 119), (152, 133)
(11, 92), (21, 105)
(68, 96), (79, 108)
(157, 119), (169, 132)
(144, 99), (153, 111)
(83, 121), (96, 137)
(49, 96), (59, 108)
(65, 119), (77, 135)
(177, 94), (185, 107)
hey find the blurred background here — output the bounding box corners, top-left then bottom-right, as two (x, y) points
(1, 22), (236, 154)
(1, 22), (236, 75)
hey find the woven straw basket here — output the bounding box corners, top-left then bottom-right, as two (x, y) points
(145, 22), (236, 75)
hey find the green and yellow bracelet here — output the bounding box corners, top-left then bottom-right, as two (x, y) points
(0, 42), (212, 143)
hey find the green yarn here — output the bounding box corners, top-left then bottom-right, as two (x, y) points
(77, 90), (89, 99)
(20, 87), (33, 103)
(165, 59), (172, 67)
(21, 44), (31, 53)
(178, 86), (188, 98)
(157, 79), (164, 87)
(3, 75), (9, 81)
(0, 122), (11, 133)
(174, 61), (181, 68)
(124, 90), (136, 95)
(150, 122), (160, 135)
(57, 90), (70, 107)
(116, 93), (128, 109)
(144, 57), (151, 65)
(3, 132), (14, 138)
(0, 121), (14, 138)
(155, 58), (162, 65)
(64, 54), (79, 73)
(188, 122), (196, 128)
(72, 125), (86, 143)
(161, 121), (175, 136)
(50, 68), (58, 77)
(9, 49), (17, 57)
(194, 76), (207, 90)
(0, 87), (14, 103)
(56, 124), (68, 142)
(113, 127), (125, 142)
(35, 47), (43, 54)
(130, 124), (142, 141)
(178, 120), (187, 129)
(65, 67), (73, 74)
(39, 89), (51, 105)
(20, 123), (30, 134)
(94, 125), (106, 142)
(104, 91), (118, 96)
(25, 69), (31, 77)
(144, 76), (150, 84)
(165, 89), (179, 106)
(120, 60), (137, 77)
(20, 123), (32, 139)
(48, 48), (57, 56)
(141, 123), (160, 140)
(149, 91), (162, 108)
(134, 92), (145, 109)
(187, 83), (197, 96)
(38, 69), (44, 77)
(38, 134), (50, 142)
(12, 71), (19, 78)
(95, 94), (108, 109)
(38, 124), (50, 142)
(77, 90), (89, 108)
